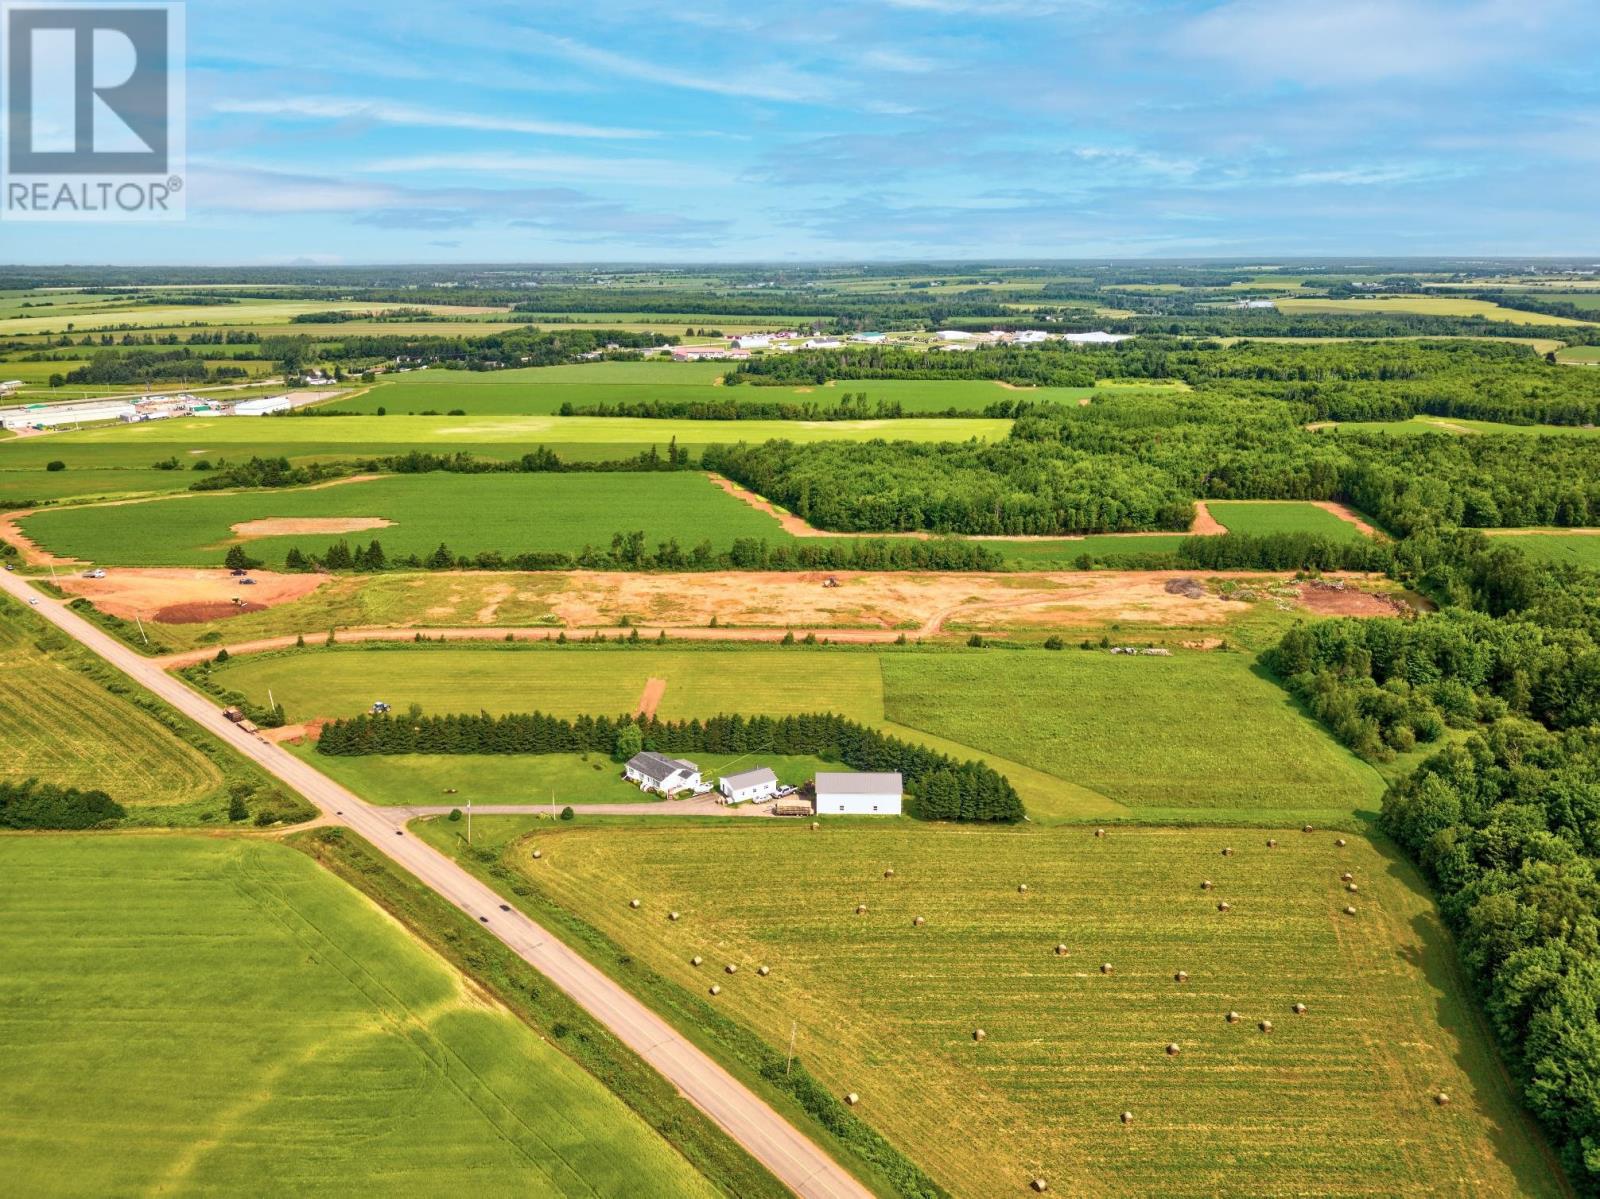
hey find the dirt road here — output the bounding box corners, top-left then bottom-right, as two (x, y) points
(0, 569), (867, 1199)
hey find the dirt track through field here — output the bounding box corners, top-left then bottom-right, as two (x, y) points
(636, 677), (667, 718)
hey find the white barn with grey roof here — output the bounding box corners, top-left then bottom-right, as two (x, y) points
(719, 766), (778, 804)
(624, 751), (702, 794)
(814, 772), (902, 816)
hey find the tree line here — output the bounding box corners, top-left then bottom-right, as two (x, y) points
(317, 710), (1025, 822)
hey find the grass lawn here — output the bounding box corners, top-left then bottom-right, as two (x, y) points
(881, 651), (1384, 819)
(0, 836), (716, 1197)
(0, 466), (194, 504)
(20, 472), (795, 566)
(296, 745), (837, 807)
(0, 413), (1012, 472)
(423, 819), (1562, 1199)
(1206, 501), (1369, 542)
(0, 598), (220, 807)
(1489, 531), (1600, 568)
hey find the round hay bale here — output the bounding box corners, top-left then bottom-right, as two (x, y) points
(1346, 882), (1359, 893)
(1094, 827), (1106, 839)
(1018, 883), (1029, 893)
(1165, 1042), (1181, 1057)
(1031, 1178), (1049, 1193)
(855, 904), (868, 915)
(884, 868), (895, 879)
(913, 915), (926, 927)
(1344, 905), (1358, 916)
(1221, 847), (1234, 857)
(1054, 943), (1069, 956)
(1292, 1002), (1308, 1015)
(845, 1092), (859, 1106)
(725, 963), (738, 975)
(1434, 1092), (1450, 1106)
(973, 1029), (986, 1042)
(1100, 962), (1114, 975)
(1225, 1010), (1240, 1024)
(810, 821), (820, 830)
(757, 965), (771, 977)
(1341, 871), (1354, 882)
(1217, 901), (1232, 913)
(1259, 1020), (1273, 1033)
(1120, 1111), (1134, 1125)
(629, 899), (641, 909)
(1266, 838), (1278, 848)
(1335, 838), (1347, 847)
(691, 955), (704, 967)
(668, 911), (681, 921)
(1200, 880), (1214, 891)
(531, 849), (543, 860)
(1174, 970), (1189, 984)
(1303, 824), (1315, 833)
(709, 984), (721, 996)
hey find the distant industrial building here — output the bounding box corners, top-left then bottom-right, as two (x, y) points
(231, 395), (293, 416)
(0, 401), (135, 429)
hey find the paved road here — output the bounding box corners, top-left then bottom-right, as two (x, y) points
(2, 572), (867, 1199)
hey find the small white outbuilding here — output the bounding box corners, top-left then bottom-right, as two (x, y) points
(814, 772), (902, 816)
(719, 767), (778, 804)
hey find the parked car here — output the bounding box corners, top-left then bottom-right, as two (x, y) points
(239, 578), (257, 586)
(81, 568), (106, 579)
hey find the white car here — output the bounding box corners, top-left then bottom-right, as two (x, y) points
(28, 597), (38, 605)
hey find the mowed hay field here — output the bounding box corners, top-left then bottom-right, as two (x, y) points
(0, 412), (1012, 473)
(0, 599), (219, 806)
(218, 645), (1378, 822)
(343, 361), (1163, 417)
(20, 472), (795, 566)
(1275, 296), (1593, 326)
(1490, 530), (1600, 568)
(881, 651), (1383, 819)
(0, 836), (716, 1197)
(1207, 501), (1370, 543)
(453, 821), (1560, 1198)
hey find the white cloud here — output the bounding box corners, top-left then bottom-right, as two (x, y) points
(352, 152), (723, 185)
(538, 35), (828, 103)
(211, 96), (653, 140)
(1174, 0), (1572, 85)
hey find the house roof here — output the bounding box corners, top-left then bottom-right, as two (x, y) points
(627, 751), (698, 783)
(722, 767), (777, 790)
(815, 771), (902, 796)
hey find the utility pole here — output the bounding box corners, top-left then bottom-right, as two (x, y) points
(133, 614), (148, 645)
(786, 1021), (797, 1076)
(466, 797), (472, 846)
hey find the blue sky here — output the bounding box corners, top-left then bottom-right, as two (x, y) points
(9, 0), (1600, 263)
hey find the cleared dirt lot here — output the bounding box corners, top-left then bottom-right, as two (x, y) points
(58, 568), (329, 623)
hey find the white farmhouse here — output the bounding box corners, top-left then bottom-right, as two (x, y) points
(814, 772), (902, 816)
(719, 766), (779, 804)
(625, 751), (703, 795)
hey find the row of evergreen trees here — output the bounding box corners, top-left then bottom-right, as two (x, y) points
(316, 710), (1025, 823)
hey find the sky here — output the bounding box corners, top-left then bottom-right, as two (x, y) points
(5, 0), (1600, 263)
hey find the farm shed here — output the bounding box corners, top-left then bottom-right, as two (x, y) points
(719, 767), (779, 805)
(814, 772), (902, 816)
(624, 751), (702, 795)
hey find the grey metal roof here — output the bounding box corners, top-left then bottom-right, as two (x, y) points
(722, 767), (777, 790)
(814, 771), (902, 796)
(627, 751), (697, 783)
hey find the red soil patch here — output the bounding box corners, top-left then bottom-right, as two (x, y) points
(231, 516), (392, 538)
(636, 677), (667, 718)
(1296, 582), (1400, 616)
(1189, 501), (1228, 536)
(155, 600), (270, 624)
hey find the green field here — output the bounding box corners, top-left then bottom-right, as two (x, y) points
(339, 364), (1113, 418)
(20, 472), (794, 566)
(218, 644), (1381, 823)
(880, 652), (1383, 818)
(0, 597), (220, 808)
(1206, 501), (1369, 542)
(422, 819), (1559, 1198)
(1276, 296), (1593, 326)
(0, 835), (716, 1197)
(298, 746), (836, 807)
(0, 465), (194, 504)
(1490, 530), (1600, 568)
(999, 535), (1191, 567)
(1315, 414), (1600, 437)
(0, 413), (1011, 473)
(1556, 345), (1600, 364)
